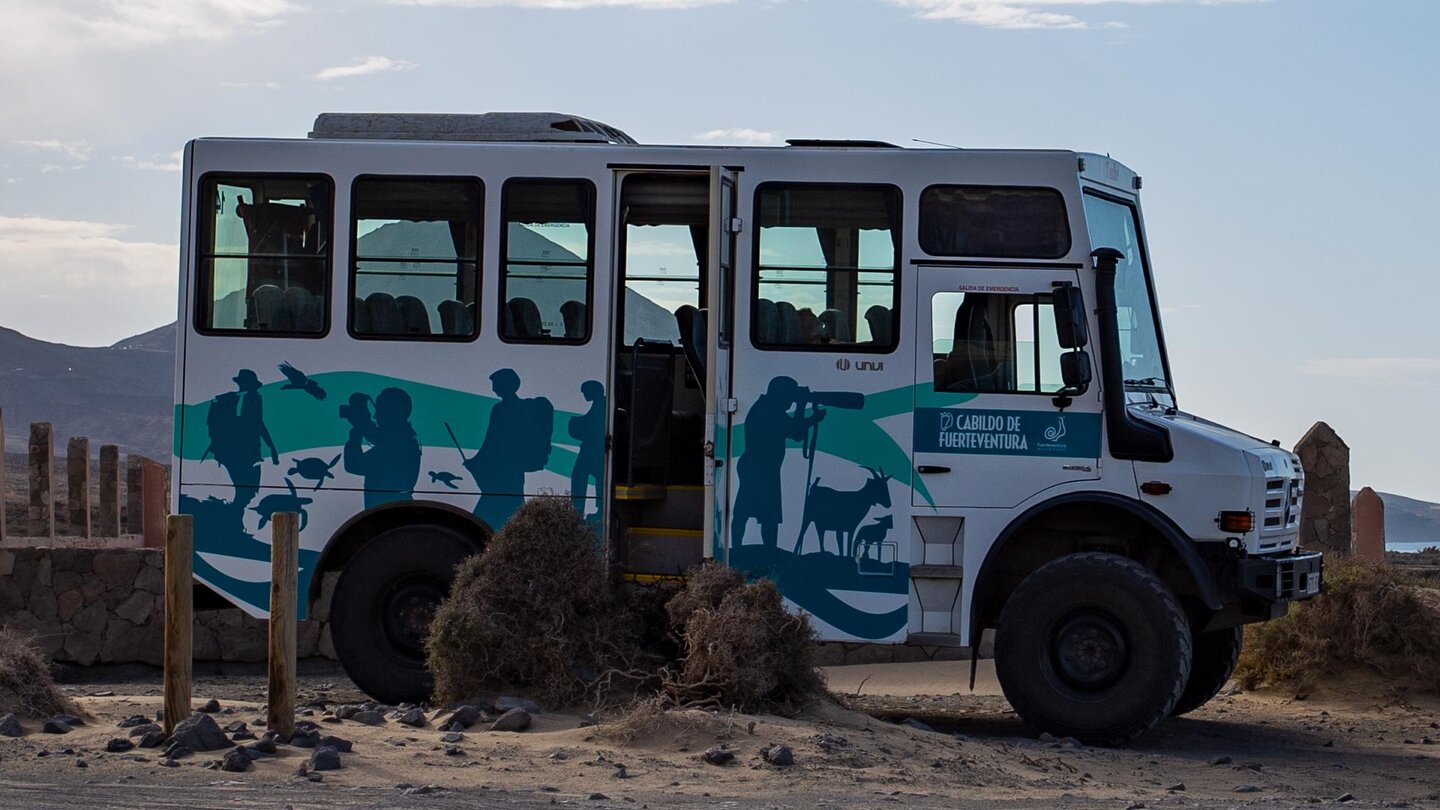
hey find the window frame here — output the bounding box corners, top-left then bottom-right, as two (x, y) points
(918, 184), (1071, 260)
(193, 171), (335, 339)
(346, 174), (485, 343)
(928, 289), (1070, 397)
(1081, 188), (1174, 398)
(497, 176), (598, 346)
(749, 181), (903, 354)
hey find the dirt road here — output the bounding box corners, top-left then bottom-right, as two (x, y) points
(1, 661), (1435, 809)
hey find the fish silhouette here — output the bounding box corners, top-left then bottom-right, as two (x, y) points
(278, 362), (327, 401)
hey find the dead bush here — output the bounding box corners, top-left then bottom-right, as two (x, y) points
(425, 497), (643, 706)
(1235, 554), (1440, 694)
(663, 563), (826, 714)
(0, 626), (75, 718)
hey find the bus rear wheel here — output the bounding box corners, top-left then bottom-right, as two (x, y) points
(995, 552), (1192, 746)
(1171, 625), (1243, 717)
(329, 525), (477, 704)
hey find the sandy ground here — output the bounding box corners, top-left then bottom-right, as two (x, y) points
(1, 660), (1438, 809)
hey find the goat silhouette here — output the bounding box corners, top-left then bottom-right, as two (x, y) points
(794, 466), (893, 557)
(852, 514), (895, 561)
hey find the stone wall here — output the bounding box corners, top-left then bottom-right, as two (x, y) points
(0, 546), (337, 666)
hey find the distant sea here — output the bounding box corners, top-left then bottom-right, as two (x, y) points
(1388, 541), (1439, 554)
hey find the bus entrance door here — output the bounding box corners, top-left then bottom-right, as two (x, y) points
(912, 265), (1101, 510)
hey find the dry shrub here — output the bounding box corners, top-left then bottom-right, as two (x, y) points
(425, 497), (639, 706)
(0, 626), (75, 718)
(1235, 554), (1440, 694)
(663, 563), (825, 714)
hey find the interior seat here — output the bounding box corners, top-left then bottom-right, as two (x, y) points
(505, 297), (545, 340)
(438, 299), (472, 336)
(365, 292), (401, 335)
(561, 299), (587, 339)
(674, 305), (707, 393)
(395, 295), (432, 335)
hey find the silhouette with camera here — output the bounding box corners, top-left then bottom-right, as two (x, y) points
(341, 387), (422, 508)
(731, 376), (865, 549)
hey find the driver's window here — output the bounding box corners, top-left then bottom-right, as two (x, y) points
(930, 290), (1066, 394)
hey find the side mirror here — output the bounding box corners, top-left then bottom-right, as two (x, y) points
(1052, 285), (1089, 349)
(1053, 349), (1091, 410)
(1060, 350), (1092, 391)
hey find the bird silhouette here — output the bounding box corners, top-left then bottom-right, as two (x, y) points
(278, 361), (327, 401)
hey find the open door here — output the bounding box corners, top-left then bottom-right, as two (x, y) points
(705, 167), (739, 560)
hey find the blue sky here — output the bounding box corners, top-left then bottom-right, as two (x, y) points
(1, 0), (1436, 501)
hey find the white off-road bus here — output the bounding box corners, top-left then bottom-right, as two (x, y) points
(173, 112), (1321, 744)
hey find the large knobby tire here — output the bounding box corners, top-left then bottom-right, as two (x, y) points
(995, 552), (1192, 746)
(329, 525), (477, 704)
(1171, 625), (1243, 717)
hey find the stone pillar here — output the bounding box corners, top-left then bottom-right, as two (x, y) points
(67, 436), (91, 538)
(28, 422), (55, 539)
(1294, 421), (1351, 554)
(99, 445), (121, 538)
(141, 460), (168, 549)
(125, 454), (145, 534)
(1351, 487), (1385, 563)
(0, 408), (7, 544)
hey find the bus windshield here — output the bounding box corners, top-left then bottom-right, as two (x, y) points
(1082, 193), (1171, 398)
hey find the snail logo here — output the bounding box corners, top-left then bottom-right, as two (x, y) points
(1044, 415), (1067, 443)
(835, 358), (851, 371)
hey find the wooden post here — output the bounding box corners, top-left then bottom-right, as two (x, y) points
(141, 460), (167, 548)
(163, 514), (193, 735)
(28, 422), (54, 539)
(0, 408), (7, 544)
(66, 436), (91, 538)
(267, 512), (299, 739)
(125, 454), (145, 534)
(99, 445), (121, 538)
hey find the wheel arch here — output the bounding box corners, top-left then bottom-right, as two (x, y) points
(308, 499), (492, 607)
(970, 492), (1222, 643)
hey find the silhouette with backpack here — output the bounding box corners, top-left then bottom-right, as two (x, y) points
(568, 379), (606, 519)
(467, 368), (553, 529)
(203, 369), (279, 508)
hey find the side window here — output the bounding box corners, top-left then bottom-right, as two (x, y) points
(351, 177), (482, 339)
(500, 179), (595, 343)
(196, 174), (331, 335)
(754, 183), (900, 351)
(930, 291), (1067, 394)
(919, 185), (1069, 259)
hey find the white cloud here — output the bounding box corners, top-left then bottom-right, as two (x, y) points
(693, 127), (781, 145)
(1297, 357), (1440, 388)
(0, 216), (177, 345)
(17, 139), (93, 163)
(884, 0), (1262, 30)
(315, 56), (418, 81)
(390, 0), (733, 7)
(0, 0), (300, 60)
(118, 150), (183, 172)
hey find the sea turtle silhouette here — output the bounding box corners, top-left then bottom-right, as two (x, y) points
(289, 453), (341, 490)
(251, 478), (313, 531)
(428, 471), (462, 490)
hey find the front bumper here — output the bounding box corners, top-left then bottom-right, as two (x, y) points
(1240, 550), (1323, 603)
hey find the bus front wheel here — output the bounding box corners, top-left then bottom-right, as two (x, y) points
(1171, 625), (1243, 717)
(995, 552), (1192, 746)
(329, 525), (476, 704)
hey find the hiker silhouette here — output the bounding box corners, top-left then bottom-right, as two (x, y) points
(467, 368), (553, 529)
(730, 376), (825, 549)
(568, 379), (606, 518)
(341, 386), (422, 508)
(203, 368), (279, 508)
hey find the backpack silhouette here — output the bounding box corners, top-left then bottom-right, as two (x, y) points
(517, 396), (555, 472)
(206, 391), (244, 465)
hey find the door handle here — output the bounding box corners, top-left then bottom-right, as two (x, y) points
(917, 465), (951, 474)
